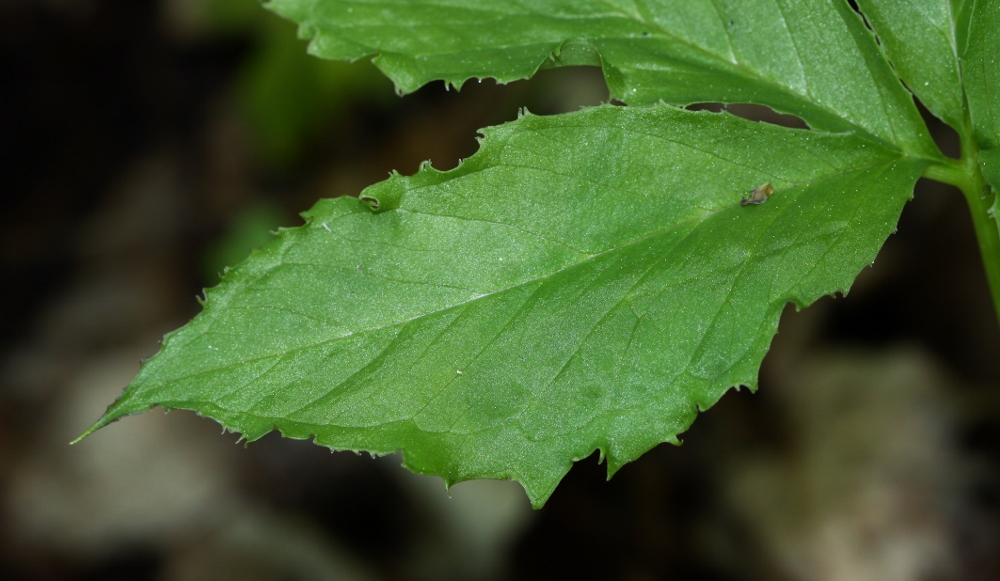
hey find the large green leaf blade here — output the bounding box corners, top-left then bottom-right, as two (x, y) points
(82, 106), (924, 507)
(265, 0), (937, 158)
(962, 0), (1000, 148)
(854, 0), (964, 129)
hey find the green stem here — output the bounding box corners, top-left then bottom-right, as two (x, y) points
(924, 136), (1000, 328)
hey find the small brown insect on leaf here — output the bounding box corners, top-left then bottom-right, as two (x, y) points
(741, 182), (775, 206)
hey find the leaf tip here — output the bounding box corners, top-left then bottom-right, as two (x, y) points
(68, 430), (93, 446)
(69, 409), (125, 445)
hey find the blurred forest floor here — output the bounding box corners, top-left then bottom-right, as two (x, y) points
(3, 1), (1000, 580)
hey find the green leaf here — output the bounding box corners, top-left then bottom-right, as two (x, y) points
(961, 0), (1000, 148)
(264, 0), (938, 158)
(853, 0), (965, 129)
(982, 147), (1000, 238)
(82, 105), (925, 507)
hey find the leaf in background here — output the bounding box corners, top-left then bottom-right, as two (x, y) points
(853, 0), (965, 129)
(80, 105), (926, 506)
(236, 16), (392, 167)
(202, 200), (290, 285)
(197, 0), (393, 168)
(264, 0), (938, 158)
(961, 0), (1000, 148)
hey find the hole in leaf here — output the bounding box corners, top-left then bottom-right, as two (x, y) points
(686, 103), (809, 130)
(371, 66), (610, 173)
(914, 99), (961, 159)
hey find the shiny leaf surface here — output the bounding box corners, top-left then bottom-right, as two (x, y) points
(84, 105), (925, 506)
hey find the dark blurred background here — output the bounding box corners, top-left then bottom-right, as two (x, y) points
(3, 1), (1000, 579)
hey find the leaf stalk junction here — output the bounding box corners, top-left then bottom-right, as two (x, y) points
(923, 126), (1000, 328)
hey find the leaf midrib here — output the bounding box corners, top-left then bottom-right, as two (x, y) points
(163, 156), (906, 393)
